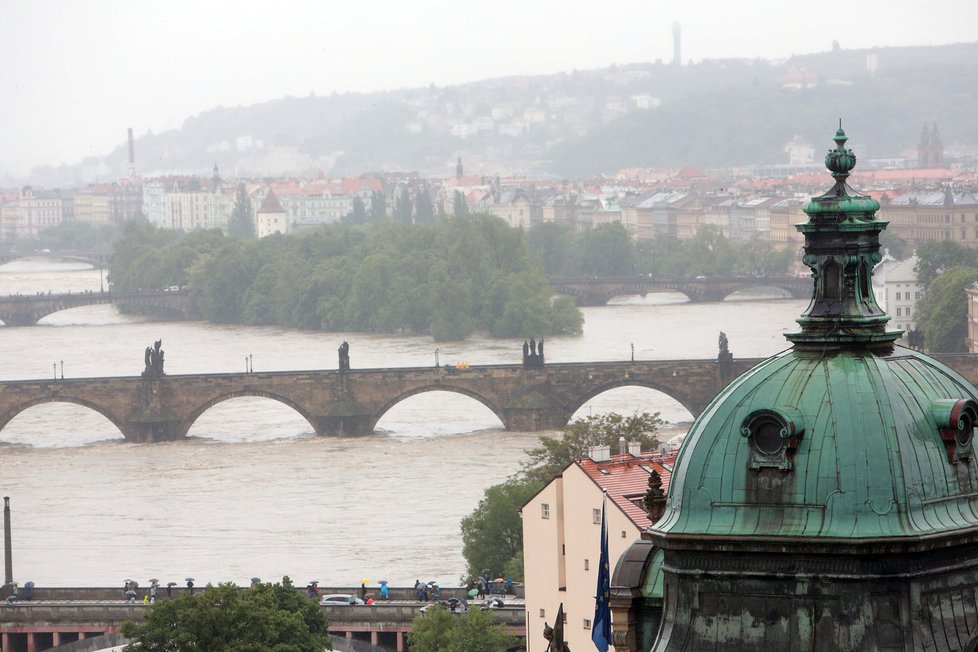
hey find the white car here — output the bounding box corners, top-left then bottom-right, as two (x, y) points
(319, 593), (364, 606)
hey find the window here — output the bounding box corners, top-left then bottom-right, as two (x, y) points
(895, 292), (901, 301)
(541, 503), (550, 519)
(593, 508), (601, 524)
(906, 307), (912, 317)
(621, 530), (627, 538)
(540, 608), (546, 618)
(896, 308), (902, 316)
(584, 559), (589, 571)
(584, 619), (592, 630)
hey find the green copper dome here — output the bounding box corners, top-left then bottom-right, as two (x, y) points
(652, 347), (978, 540)
(650, 126), (978, 544)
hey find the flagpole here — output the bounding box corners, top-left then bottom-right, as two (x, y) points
(592, 491), (611, 652)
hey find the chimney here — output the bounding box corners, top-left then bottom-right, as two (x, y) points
(589, 445), (611, 462)
(628, 441), (642, 457)
(619, 437), (627, 456)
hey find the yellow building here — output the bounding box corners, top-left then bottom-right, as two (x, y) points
(521, 445), (676, 652)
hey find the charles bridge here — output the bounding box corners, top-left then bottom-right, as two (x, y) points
(2, 354), (977, 443)
(548, 275), (812, 305)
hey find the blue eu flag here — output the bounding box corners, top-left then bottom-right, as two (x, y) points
(592, 497), (611, 652)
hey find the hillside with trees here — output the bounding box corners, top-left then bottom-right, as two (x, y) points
(27, 42), (978, 186)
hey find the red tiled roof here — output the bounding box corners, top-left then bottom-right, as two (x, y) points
(577, 450), (679, 530)
(258, 189), (285, 214)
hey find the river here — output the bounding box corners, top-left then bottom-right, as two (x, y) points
(0, 258), (807, 588)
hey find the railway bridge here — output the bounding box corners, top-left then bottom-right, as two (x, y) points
(2, 354), (977, 442)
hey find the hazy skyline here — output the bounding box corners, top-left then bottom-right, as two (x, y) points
(2, 0), (977, 179)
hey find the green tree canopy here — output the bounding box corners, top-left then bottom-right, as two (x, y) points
(915, 265), (978, 352)
(227, 183), (256, 239)
(408, 604), (515, 652)
(916, 240), (978, 288)
(121, 577), (330, 652)
(520, 412), (663, 485)
(110, 216), (583, 341)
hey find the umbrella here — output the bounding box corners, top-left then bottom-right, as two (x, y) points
(185, 578), (195, 582)
(360, 578), (371, 584)
(148, 578), (159, 584)
(468, 588), (479, 597)
(378, 580), (388, 584)
(494, 577), (504, 582)
(166, 582), (177, 587)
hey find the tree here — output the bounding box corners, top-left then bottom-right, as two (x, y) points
(227, 183), (255, 239)
(916, 240), (978, 288)
(394, 186), (413, 223)
(569, 222), (636, 276)
(414, 185), (436, 224)
(453, 190), (468, 216)
(408, 604), (458, 652)
(915, 265), (978, 352)
(460, 477), (540, 581)
(344, 196), (368, 225)
(121, 577), (330, 651)
(521, 412), (663, 484)
(370, 190), (387, 223)
(408, 604), (515, 652)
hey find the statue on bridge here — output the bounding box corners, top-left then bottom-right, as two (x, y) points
(717, 331), (733, 382)
(338, 341), (350, 372)
(142, 340), (165, 378)
(522, 338), (545, 369)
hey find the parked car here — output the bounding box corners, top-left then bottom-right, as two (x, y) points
(319, 593), (364, 606)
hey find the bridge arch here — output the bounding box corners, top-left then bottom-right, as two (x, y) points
(571, 378), (702, 421)
(182, 390), (321, 440)
(371, 384), (506, 432)
(0, 396), (128, 442)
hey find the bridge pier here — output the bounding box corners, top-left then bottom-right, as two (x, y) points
(125, 419), (186, 443)
(313, 414), (373, 436)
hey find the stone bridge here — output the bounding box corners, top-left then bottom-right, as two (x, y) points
(2, 355), (976, 442)
(0, 250), (112, 267)
(549, 275), (813, 305)
(0, 290), (198, 326)
(0, 359), (761, 442)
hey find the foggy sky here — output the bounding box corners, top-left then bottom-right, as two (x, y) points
(1, 0), (976, 179)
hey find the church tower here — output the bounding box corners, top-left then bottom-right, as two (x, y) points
(633, 125), (978, 650)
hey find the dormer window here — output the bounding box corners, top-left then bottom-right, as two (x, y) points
(741, 407), (805, 470)
(931, 399), (978, 464)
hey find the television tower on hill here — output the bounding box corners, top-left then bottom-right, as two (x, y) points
(672, 22), (682, 66)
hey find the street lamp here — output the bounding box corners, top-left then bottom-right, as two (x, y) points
(631, 343), (634, 362)
(435, 348), (440, 368)
(99, 262), (104, 293)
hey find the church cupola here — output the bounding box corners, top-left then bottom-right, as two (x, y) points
(786, 124), (899, 349)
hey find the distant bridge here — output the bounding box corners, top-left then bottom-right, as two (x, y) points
(0, 290), (197, 326)
(0, 250), (112, 267)
(549, 275), (812, 305)
(2, 354), (977, 442)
